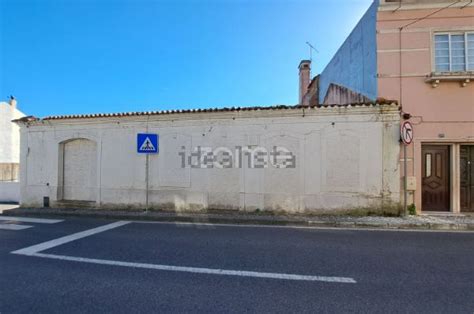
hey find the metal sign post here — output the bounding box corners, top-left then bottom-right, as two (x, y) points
(403, 144), (407, 215)
(145, 154), (149, 211)
(401, 121), (413, 215)
(137, 133), (159, 212)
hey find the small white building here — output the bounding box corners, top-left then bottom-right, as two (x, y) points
(0, 97), (25, 202)
(15, 102), (401, 214)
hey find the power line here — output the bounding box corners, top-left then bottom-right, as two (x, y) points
(400, 0), (463, 30)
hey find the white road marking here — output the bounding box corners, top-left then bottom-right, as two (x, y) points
(11, 221), (130, 256)
(24, 253), (357, 283)
(0, 223), (33, 230)
(11, 220), (356, 284)
(0, 216), (63, 224)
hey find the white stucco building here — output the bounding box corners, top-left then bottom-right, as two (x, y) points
(0, 98), (25, 202)
(15, 102), (401, 213)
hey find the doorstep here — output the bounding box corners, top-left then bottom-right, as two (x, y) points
(420, 211), (465, 217)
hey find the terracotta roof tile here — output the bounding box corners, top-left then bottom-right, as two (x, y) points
(18, 101), (398, 122)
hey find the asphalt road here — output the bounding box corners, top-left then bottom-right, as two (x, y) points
(0, 216), (473, 313)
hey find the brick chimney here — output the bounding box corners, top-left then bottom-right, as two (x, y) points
(9, 95), (17, 109)
(298, 60), (311, 105)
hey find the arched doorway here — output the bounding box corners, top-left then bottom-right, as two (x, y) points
(61, 138), (97, 202)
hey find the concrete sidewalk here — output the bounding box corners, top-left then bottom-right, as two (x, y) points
(2, 206), (474, 231)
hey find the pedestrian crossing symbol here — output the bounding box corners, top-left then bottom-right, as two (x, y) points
(137, 133), (158, 154)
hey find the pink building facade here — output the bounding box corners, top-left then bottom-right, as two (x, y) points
(302, 0), (474, 213)
(378, 0), (473, 214)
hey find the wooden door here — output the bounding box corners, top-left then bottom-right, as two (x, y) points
(461, 146), (474, 212)
(422, 145), (450, 211)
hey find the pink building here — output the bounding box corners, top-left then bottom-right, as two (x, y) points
(301, 0), (474, 214)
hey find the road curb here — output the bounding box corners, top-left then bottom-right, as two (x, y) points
(0, 209), (310, 227)
(2, 209), (473, 231)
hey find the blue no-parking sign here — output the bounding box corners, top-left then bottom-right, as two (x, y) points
(137, 133), (159, 154)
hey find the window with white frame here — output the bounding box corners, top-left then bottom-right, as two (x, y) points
(434, 32), (474, 72)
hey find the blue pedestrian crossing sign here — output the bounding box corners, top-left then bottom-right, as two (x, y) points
(137, 133), (158, 154)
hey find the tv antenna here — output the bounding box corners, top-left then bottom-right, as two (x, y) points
(305, 41), (319, 62)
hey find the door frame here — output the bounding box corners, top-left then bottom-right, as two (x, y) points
(460, 143), (474, 213)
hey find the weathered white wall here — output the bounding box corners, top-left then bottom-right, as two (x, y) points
(0, 102), (25, 163)
(0, 182), (20, 203)
(18, 105), (401, 213)
(0, 102), (24, 202)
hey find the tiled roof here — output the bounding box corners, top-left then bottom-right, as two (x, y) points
(14, 101), (399, 123)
